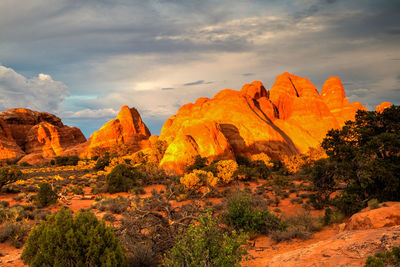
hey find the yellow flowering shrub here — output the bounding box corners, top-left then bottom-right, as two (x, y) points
(180, 170), (217, 193)
(250, 153), (273, 167)
(216, 160), (238, 184)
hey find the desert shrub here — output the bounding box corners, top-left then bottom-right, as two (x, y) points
(164, 211), (247, 267)
(116, 194), (201, 263)
(332, 192), (365, 217)
(94, 152), (111, 171)
(282, 154), (306, 174)
(186, 155), (208, 172)
(180, 169), (217, 194)
(224, 190), (285, 236)
(0, 166), (23, 189)
(235, 160), (271, 181)
(93, 196), (130, 214)
(365, 246), (400, 267)
(271, 210), (321, 242)
(54, 155), (79, 166)
(136, 162), (168, 185)
(290, 197), (303, 204)
(216, 160), (238, 184)
(106, 164), (142, 193)
(322, 207), (344, 226)
(0, 200), (9, 208)
(368, 199), (380, 210)
(22, 208), (126, 266)
(19, 161), (31, 167)
(0, 221), (29, 248)
(152, 140), (168, 163)
(127, 244), (157, 267)
(35, 182), (57, 208)
(235, 155), (251, 166)
(250, 153), (273, 166)
(102, 213), (116, 222)
(69, 185), (84, 195)
(32, 209), (51, 221)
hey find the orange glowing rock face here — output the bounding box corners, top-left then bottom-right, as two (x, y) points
(78, 105), (151, 158)
(375, 102), (392, 113)
(158, 72), (369, 174)
(320, 77), (366, 125)
(0, 108), (86, 163)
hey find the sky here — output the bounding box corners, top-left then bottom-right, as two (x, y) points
(0, 0), (399, 138)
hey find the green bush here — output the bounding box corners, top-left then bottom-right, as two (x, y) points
(164, 211), (247, 267)
(35, 182), (57, 208)
(0, 166), (23, 189)
(106, 164), (142, 193)
(365, 246), (400, 267)
(224, 191), (285, 235)
(22, 208), (126, 266)
(54, 155), (79, 166)
(94, 152), (111, 171)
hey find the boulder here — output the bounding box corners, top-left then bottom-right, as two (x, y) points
(266, 226), (400, 267)
(345, 202), (400, 230)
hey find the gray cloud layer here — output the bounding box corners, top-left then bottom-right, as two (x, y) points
(0, 0), (399, 136)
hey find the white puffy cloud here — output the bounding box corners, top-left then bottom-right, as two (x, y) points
(0, 65), (68, 112)
(61, 108), (118, 119)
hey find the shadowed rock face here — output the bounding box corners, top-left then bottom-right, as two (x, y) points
(0, 108), (86, 162)
(75, 105), (152, 158)
(158, 73), (367, 174)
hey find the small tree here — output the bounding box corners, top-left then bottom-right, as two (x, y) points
(106, 164), (141, 193)
(35, 182), (57, 207)
(164, 211), (247, 267)
(22, 208), (126, 266)
(0, 166), (23, 189)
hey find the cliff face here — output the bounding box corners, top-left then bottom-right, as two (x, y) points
(0, 108), (86, 163)
(158, 72), (366, 174)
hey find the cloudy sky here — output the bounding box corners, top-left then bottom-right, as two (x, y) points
(0, 0), (399, 137)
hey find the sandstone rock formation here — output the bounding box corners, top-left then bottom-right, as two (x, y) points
(345, 202), (400, 231)
(0, 108), (86, 164)
(76, 105), (151, 158)
(266, 226), (400, 267)
(321, 76), (366, 125)
(376, 102), (392, 113)
(158, 73), (366, 174)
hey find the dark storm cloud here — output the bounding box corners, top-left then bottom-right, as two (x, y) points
(183, 80), (213, 86)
